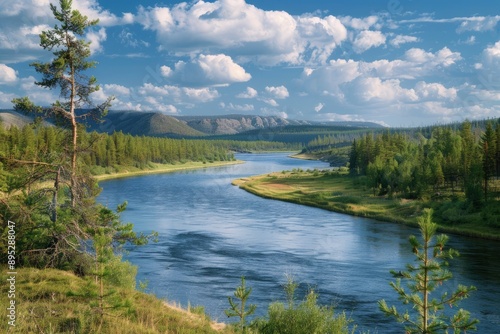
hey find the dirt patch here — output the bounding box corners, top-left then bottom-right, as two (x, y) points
(163, 301), (226, 332)
(264, 183), (294, 191)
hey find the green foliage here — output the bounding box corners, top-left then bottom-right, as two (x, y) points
(348, 121), (500, 209)
(252, 277), (353, 334)
(379, 209), (478, 333)
(225, 276), (257, 332)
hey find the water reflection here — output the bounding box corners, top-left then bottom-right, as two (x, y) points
(99, 153), (500, 333)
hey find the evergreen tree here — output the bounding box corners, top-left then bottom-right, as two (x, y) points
(481, 122), (496, 200)
(225, 276), (257, 332)
(12, 0), (113, 207)
(379, 209), (478, 333)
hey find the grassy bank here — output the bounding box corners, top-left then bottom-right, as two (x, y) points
(95, 160), (244, 181)
(0, 267), (230, 334)
(233, 170), (500, 240)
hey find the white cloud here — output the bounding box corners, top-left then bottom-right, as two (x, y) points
(183, 87), (220, 102)
(18, 76), (58, 105)
(316, 112), (389, 127)
(400, 15), (500, 33)
(0, 90), (16, 108)
(475, 41), (500, 90)
(71, 0), (130, 26)
(347, 77), (418, 103)
(390, 35), (419, 47)
(0, 64), (18, 84)
(86, 28), (107, 54)
(300, 59), (361, 99)
(265, 85), (289, 99)
(261, 98), (279, 107)
(119, 28), (149, 48)
(103, 84), (130, 96)
(457, 16), (500, 32)
(237, 87), (258, 98)
(137, 0), (347, 65)
(260, 107), (288, 119)
(220, 102), (254, 112)
(161, 54), (251, 87)
(482, 41), (500, 64)
(300, 47), (463, 102)
(138, 83), (219, 103)
(340, 15), (379, 30)
(296, 15), (347, 64)
(414, 82), (457, 100)
(0, 0), (129, 63)
(352, 30), (386, 53)
(314, 103), (324, 112)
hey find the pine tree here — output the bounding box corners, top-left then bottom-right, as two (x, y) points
(225, 276), (257, 332)
(481, 122), (496, 200)
(12, 0), (113, 207)
(379, 209), (478, 333)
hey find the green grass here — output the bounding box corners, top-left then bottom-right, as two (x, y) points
(234, 170), (500, 240)
(0, 267), (231, 334)
(95, 160), (244, 181)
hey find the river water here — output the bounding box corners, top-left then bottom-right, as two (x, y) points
(99, 153), (500, 333)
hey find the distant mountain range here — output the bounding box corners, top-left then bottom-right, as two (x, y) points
(1, 110), (384, 136)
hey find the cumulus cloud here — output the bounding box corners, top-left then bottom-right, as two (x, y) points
(457, 16), (500, 32)
(0, 64), (18, 84)
(390, 35), (419, 47)
(137, 0), (347, 65)
(138, 83), (219, 103)
(260, 107), (288, 119)
(237, 87), (258, 98)
(297, 44), (466, 125)
(91, 81), (222, 113)
(265, 85), (289, 99)
(473, 41), (500, 91)
(161, 54), (251, 87)
(346, 77), (418, 103)
(414, 81), (457, 100)
(71, 0), (131, 26)
(0, 0), (130, 63)
(301, 47), (462, 96)
(340, 15), (379, 30)
(261, 98), (279, 107)
(86, 28), (107, 54)
(352, 30), (386, 53)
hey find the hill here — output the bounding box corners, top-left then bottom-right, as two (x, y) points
(1, 109), (386, 138)
(0, 110), (52, 128)
(90, 110), (206, 137)
(175, 114), (311, 135)
(0, 267), (229, 334)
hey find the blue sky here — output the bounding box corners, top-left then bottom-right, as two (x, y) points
(1, 0), (500, 127)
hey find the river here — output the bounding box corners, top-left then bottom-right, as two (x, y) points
(98, 153), (500, 333)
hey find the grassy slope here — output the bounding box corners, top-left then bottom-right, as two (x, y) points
(0, 267), (231, 334)
(233, 170), (500, 240)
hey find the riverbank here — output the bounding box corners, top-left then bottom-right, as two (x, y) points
(95, 160), (244, 181)
(0, 267), (231, 333)
(233, 170), (500, 240)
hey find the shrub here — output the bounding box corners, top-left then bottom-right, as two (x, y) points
(252, 277), (352, 334)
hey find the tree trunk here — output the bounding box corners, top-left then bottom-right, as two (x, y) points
(51, 167), (60, 222)
(70, 62), (77, 208)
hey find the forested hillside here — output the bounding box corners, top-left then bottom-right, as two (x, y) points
(349, 120), (500, 203)
(0, 124), (235, 176)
